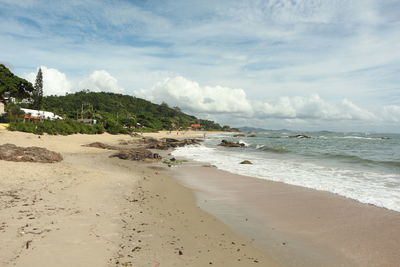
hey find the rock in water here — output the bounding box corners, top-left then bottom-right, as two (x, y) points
(0, 144), (63, 163)
(240, 160), (253, 164)
(218, 140), (245, 147)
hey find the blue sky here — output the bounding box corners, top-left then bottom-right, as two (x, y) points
(1, 0), (400, 132)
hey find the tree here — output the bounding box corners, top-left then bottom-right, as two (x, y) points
(0, 64), (34, 104)
(32, 68), (43, 109)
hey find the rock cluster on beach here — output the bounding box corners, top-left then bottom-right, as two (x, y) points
(218, 140), (245, 147)
(84, 142), (161, 161)
(144, 137), (201, 150)
(0, 143), (63, 163)
(110, 148), (162, 161)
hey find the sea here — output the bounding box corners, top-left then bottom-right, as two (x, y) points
(172, 131), (400, 212)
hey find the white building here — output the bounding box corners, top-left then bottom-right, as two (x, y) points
(0, 102), (5, 115)
(21, 108), (63, 120)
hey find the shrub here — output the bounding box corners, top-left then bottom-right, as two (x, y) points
(8, 119), (105, 135)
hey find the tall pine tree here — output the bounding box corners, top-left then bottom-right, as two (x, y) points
(32, 68), (43, 110)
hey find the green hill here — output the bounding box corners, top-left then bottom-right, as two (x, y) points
(41, 91), (225, 132)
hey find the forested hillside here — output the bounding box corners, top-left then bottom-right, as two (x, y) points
(41, 91), (227, 132)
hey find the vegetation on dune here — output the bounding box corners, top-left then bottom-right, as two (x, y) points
(0, 64), (237, 135)
(8, 119), (105, 135)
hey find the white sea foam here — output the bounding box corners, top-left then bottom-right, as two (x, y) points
(341, 136), (383, 140)
(238, 140), (249, 146)
(173, 144), (400, 212)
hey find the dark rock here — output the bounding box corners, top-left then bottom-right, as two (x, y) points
(170, 157), (176, 161)
(142, 137), (159, 144)
(218, 140), (245, 147)
(247, 135), (257, 137)
(233, 134), (245, 137)
(240, 160), (252, 164)
(145, 138), (201, 150)
(0, 144), (63, 163)
(109, 148), (161, 161)
(165, 138), (179, 143)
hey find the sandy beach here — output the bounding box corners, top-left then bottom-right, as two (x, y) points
(1, 129), (399, 266)
(0, 130), (277, 267)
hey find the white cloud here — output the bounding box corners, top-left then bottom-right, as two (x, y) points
(24, 67), (124, 95)
(79, 70), (124, 93)
(136, 76), (253, 114)
(381, 105), (400, 122)
(24, 66), (72, 96)
(137, 76), (398, 125)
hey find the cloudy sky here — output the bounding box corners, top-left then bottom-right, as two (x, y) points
(1, 0), (399, 132)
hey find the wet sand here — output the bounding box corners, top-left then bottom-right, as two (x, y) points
(172, 161), (400, 266)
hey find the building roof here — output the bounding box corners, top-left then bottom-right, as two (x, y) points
(21, 108), (63, 120)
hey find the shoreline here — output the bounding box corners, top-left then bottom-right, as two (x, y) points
(170, 159), (400, 266)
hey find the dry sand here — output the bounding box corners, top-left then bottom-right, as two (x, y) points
(0, 130), (277, 267)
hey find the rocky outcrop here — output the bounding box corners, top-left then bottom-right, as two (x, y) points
(233, 134), (245, 137)
(288, 135), (311, 139)
(248, 135), (257, 137)
(0, 144), (63, 163)
(218, 140), (245, 147)
(145, 138), (201, 150)
(109, 148), (161, 161)
(84, 141), (161, 161)
(240, 160), (253, 164)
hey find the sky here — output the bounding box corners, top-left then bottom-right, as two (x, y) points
(1, 0), (399, 132)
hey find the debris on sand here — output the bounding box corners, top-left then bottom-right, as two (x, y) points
(0, 144), (63, 163)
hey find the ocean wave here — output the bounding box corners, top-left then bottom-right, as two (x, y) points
(341, 136), (389, 140)
(322, 153), (400, 168)
(172, 144), (400, 212)
(256, 145), (289, 153)
(238, 140), (250, 146)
